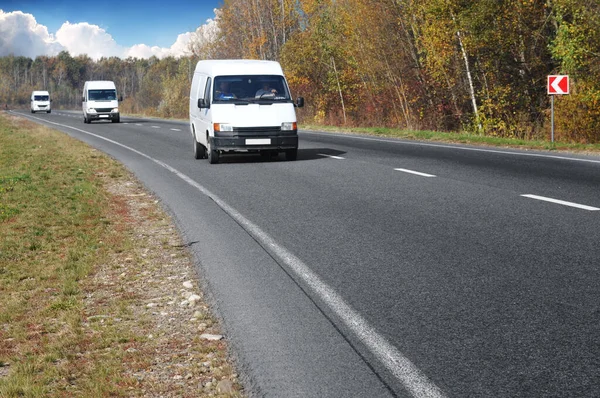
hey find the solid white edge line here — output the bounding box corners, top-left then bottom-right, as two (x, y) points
(395, 168), (437, 178)
(301, 131), (600, 165)
(22, 113), (448, 398)
(521, 194), (600, 211)
(318, 153), (345, 160)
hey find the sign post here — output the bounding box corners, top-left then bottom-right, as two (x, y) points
(551, 95), (554, 142)
(547, 75), (569, 143)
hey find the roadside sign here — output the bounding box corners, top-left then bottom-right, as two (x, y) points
(548, 75), (570, 143)
(548, 75), (569, 95)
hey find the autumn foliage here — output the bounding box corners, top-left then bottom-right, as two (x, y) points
(1, 0), (599, 143)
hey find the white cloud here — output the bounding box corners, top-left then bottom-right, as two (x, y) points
(169, 32), (195, 57)
(55, 21), (124, 59)
(125, 43), (170, 59)
(0, 9), (219, 60)
(0, 10), (64, 58)
(183, 16), (220, 58)
(125, 31), (191, 59)
(125, 15), (219, 59)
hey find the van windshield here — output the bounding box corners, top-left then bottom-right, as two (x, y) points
(213, 75), (291, 103)
(88, 89), (117, 101)
(34, 95), (49, 101)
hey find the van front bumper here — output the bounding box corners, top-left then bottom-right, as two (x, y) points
(211, 132), (298, 151)
(87, 112), (119, 121)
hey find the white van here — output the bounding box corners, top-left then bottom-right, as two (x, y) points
(82, 81), (121, 123)
(189, 60), (304, 164)
(31, 91), (51, 113)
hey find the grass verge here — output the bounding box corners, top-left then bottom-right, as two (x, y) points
(0, 113), (242, 397)
(300, 124), (600, 154)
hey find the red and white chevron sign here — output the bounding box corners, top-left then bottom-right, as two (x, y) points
(548, 75), (569, 95)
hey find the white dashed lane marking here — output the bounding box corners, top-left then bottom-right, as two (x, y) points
(318, 153), (345, 159)
(394, 168), (436, 178)
(520, 194), (599, 211)
(170, 128), (181, 131)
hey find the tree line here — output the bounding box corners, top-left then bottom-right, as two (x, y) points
(1, 0), (599, 143)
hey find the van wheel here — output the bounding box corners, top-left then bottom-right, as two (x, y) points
(83, 115), (89, 124)
(207, 138), (219, 164)
(285, 149), (298, 161)
(47, 110), (51, 114)
(193, 135), (206, 159)
(112, 116), (120, 123)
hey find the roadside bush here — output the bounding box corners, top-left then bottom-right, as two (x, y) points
(554, 83), (600, 143)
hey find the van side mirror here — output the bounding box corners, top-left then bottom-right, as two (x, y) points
(119, 95), (123, 101)
(295, 97), (304, 108)
(82, 97), (85, 102)
(198, 98), (209, 109)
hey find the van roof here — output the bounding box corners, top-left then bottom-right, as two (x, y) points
(194, 60), (284, 77)
(32, 91), (49, 95)
(85, 81), (117, 90)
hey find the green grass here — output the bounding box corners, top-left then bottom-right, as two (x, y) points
(0, 114), (138, 397)
(300, 124), (600, 154)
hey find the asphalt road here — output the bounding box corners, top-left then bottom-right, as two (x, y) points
(13, 109), (600, 397)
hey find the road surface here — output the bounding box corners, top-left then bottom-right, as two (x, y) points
(13, 109), (600, 397)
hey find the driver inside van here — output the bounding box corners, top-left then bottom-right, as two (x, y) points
(255, 82), (278, 98)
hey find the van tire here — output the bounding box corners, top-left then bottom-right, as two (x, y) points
(207, 138), (219, 164)
(193, 134), (205, 159)
(47, 110), (51, 114)
(112, 116), (120, 123)
(285, 149), (298, 161)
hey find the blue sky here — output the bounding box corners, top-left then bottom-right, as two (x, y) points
(0, 0), (221, 59)
(0, 0), (220, 47)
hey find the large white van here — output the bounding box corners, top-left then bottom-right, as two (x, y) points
(82, 81), (121, 123)
(31, 91), (51, 113)
(189, 60), (304, 164)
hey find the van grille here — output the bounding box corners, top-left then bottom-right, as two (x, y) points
(95, 108), (113, 113)
(233, 126), (281, 135)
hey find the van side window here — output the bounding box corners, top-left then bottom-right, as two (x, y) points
(203, 78), (211, 103)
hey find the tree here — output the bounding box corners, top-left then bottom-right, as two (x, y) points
(550, 0), (600, 142)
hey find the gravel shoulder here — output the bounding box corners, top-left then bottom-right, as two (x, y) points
(91, 167), (245, 397)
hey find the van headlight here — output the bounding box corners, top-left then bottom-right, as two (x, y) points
(281, 122), (297, 131)
(111, 108), (119, 113)
(87, 108), (97, 113)
(214, 123), (233, 132)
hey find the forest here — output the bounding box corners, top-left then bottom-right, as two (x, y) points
(1, 0), (599, 143)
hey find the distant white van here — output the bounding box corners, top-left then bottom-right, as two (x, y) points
(31, 91), (51, 113)
(189, 60), (304, 164)
(82, 81), (121, 123)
